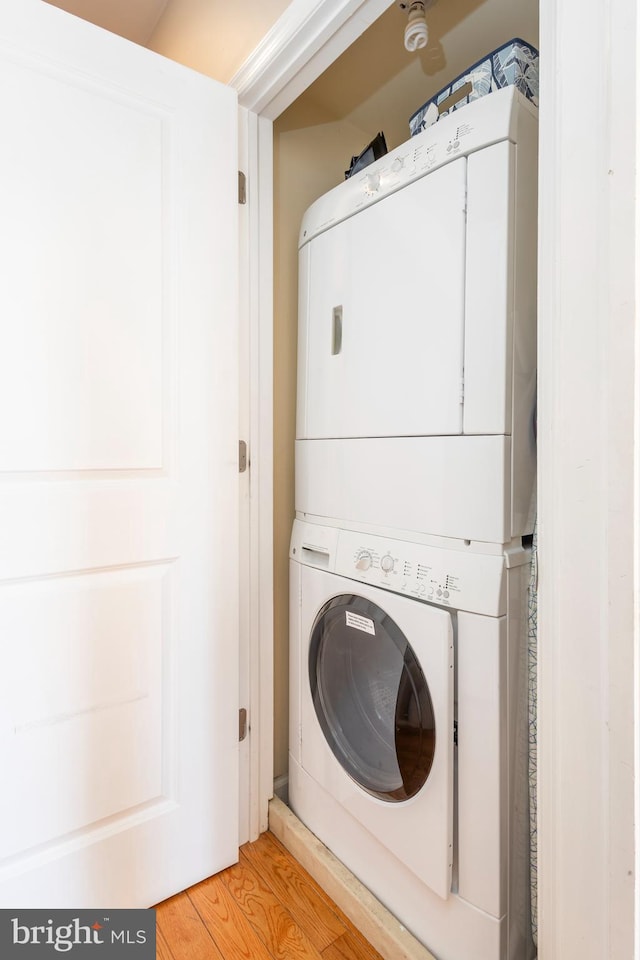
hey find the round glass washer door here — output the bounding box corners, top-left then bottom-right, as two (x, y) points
(309, 594), (436, 802)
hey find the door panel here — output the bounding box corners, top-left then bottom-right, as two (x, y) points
(300, 159), (467, 440)
(0, 58), (164, 470)
(0, 0), (239, 907)
(1, 565), (165, 858)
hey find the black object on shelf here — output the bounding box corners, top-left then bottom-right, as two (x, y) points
(344, 132), (387, 179)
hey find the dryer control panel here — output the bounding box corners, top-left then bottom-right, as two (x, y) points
(298, 86), (536, 248)
(334, 529), (506, 618)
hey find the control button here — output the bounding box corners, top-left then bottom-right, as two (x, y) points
(453, 140), (460, 149)
(380, 554), (394, 573)
(437, 588), (443, 597)
(443, 590), (450, 598)
(356, 551), (372, 571)
(391, 157), (405, 173)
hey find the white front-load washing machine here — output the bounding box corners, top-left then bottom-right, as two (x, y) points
(289, 518), (534, 960)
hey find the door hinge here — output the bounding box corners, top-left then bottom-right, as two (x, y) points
(453, 720), (458, 746)
(239, 439), (248, 473)
(238, 170), (247, 204)
(239, 708), (248, 742)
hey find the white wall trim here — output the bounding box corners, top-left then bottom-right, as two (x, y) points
(538, 0), (638, 957)
(238, 108), (275, 841)
(230, 0), (393, 118)
(232, 0), (398, 839)
(254, 113), (276, 836)
(635, 3), (640, 953)
(233, 49), (276, 846)
(237, 105), (252, 845)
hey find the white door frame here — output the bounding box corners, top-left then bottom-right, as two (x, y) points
(534, 1), (638, 957)
(236, 104), (276, 840)
(232, 1), (640, 955)
(232, 0), (395, 843)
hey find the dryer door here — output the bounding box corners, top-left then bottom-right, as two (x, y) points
(298, 158), (467, 440)
(300, 566), (454, 899)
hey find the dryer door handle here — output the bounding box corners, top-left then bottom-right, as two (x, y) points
(331, 305), (343, 355)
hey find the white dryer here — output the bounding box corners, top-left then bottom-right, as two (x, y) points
(295, 86), (538, 544)
(289, 518), (534, 960)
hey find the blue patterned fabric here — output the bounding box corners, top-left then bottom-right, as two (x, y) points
(528, 520), (538, 947)
(409, 39), (539, 136)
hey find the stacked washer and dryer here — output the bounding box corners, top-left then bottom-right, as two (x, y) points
(289, 85), (538, 960)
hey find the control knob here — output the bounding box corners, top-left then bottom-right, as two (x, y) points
(356, 551), (373, 571)
(380, 554), (394, 573)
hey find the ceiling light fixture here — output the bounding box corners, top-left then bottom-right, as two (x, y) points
(399, 0), (435, 53)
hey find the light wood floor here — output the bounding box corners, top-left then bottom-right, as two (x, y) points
(155, 830), (385, 960)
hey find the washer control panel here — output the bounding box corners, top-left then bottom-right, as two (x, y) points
(336, 529), (506, 618)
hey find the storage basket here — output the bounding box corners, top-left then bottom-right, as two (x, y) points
(409, 38), (539, 136)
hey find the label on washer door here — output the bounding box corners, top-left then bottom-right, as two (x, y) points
(345, 611), (375, 635)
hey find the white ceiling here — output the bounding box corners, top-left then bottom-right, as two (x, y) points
(43, 0), (295, 83)
(44, 0), (171, 45)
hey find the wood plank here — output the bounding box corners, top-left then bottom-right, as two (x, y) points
(266, 832), (385, 960)
(154, 830), (388, 960)
(156, 927), (176, 960)
(221, 854), (326, 960)
(242, 832), (348, 951)
(155, 891), (223, 960)
(188, 870), (277, 960)
(268, 798), (435, 960)
(321, 932), (384, 960)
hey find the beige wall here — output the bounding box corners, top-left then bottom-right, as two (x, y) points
(273, 101), (371, 779)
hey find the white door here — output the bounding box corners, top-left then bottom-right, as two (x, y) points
(0, 0), (239, 907)
(299, 158), (467, 441)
